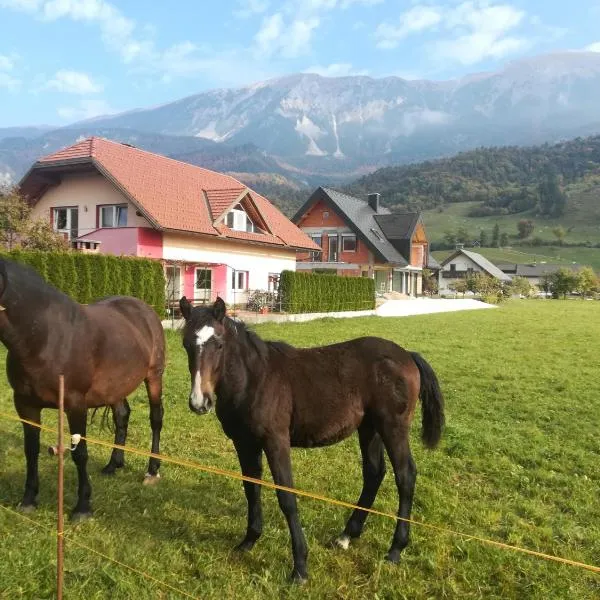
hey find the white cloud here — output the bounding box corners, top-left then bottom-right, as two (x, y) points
(0, 53), (20, 90)
(254, 13), (319, 58)
(45, 69), (103, 94)
(376, 2), (528, 65)
(436, 1), (527, 65)
(0, 54), (16, 71)
(57, 98), (116, 121)
(376, 5), (442, 49)
(304, 63), (368, 76)
(234, 0), (270, 19)
(586, 42), (600, 52)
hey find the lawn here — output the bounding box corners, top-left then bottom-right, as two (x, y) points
(1, 302), (599, 599)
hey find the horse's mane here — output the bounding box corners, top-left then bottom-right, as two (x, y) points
(224, 317), (297, 361)
(1, 258), (77, 307)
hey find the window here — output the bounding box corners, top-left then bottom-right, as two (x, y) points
(450, 264), (456, 272)
(341, 234), (357, 252)
(226, 205), (255, 233)
(195, 269), (212, 290)
(323, 211), (329, 219)
(53, 207), (78, 240)
(268, 273), (280, 292)
(310, 234), (322, 261)
(328, 236), (338, 262)
(231, 270), (248, 290)
(100, 204), (127, 228)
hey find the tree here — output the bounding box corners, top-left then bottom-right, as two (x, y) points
(422, 268), (438, 296)
(0, 190), (30, 250)
(0, 189), (68, 252)
(479, 229), (489, 247)
(449, 279), (468, 297)
(548, 268), (578, 299)
(537, 170), (568, 217)
(444, 230), (457, 246)
(510, 276), (533, 297)
(575, 267), (598, 298)
(492, 223), (500, 247)
(499, 232), (509, 247)
(552, 226), (566, 246)
(517, 219), (534, 239)
(456, 226), (470, 244)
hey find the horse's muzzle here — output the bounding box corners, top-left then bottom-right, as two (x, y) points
(188, 394), (214, 415)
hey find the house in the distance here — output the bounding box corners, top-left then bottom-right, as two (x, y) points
(20, 137), (318, 307)
(438, 248), (512, 293)
(292, 187), (438, 296)
(496, 262), (582, 287)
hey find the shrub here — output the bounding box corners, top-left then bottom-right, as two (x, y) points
(1, 250), (165, 317)
(278, 270), (375, 314)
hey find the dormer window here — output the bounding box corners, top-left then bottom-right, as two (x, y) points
(226, 204), (255, 233)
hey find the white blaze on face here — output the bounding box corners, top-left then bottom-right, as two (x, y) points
(189, 326), (216, 411)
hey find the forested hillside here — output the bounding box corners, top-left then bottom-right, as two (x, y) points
(345, 136), (600, 215)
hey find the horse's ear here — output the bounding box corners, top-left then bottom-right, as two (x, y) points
(213, 296), (226, 322)
(179, 296), (192, 320)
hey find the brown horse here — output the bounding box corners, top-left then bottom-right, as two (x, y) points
(179, 296), (444, 582)
(0, 258), (166, 520)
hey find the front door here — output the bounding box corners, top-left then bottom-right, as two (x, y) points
(194, 268), (212, 303)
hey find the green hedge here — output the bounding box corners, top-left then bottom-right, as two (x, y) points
(2, 250), (165, 317)
(278, 270), (375, 314)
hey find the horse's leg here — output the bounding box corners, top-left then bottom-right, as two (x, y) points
(14, 397), (41, 512)
(380, 427), (416, 563)
(232, 437), (263, 552)
(101, 399), (130, 475)
(264, 436), (308, 583)
(143, 376), (163, 484)
(66, 408), (93, 520)
(335, 421), (386, 550)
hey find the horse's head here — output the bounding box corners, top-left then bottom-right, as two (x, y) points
(179, 296), (227, 415)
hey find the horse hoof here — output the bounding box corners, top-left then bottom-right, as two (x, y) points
(101, 463), (123, 475)
(70, 511), (93, 523)
(234, 539), (256, 553)
(333, 534), (351, 550)
(290, 570), (308, 585)
(143, 473), (161, 486)
(385, 549), (400, 564)
(17, 503), (37, 514)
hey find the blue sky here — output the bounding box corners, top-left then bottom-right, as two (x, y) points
(1, 0), (599, 127)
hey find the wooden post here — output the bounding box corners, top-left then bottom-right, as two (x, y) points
(57, 374), (65, 600)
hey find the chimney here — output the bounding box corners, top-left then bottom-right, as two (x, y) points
(368, 192), (380, 212)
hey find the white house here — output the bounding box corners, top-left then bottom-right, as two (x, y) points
(439, 248), (512, 293)
(20, 137), (319, 308)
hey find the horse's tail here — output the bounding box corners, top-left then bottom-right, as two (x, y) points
(410, 352), (445, 449)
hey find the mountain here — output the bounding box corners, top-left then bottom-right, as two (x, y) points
(68, 51), (600, 168)
(3, 51), (600, 208)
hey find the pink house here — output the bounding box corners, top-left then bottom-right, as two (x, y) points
(20, 137), (318, 308)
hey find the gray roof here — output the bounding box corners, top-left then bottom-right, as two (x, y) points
(427, 253), (441, 270)
(442, 249), (512, 282)
(313, 187), (409, 266)
(374, 213), (420, 240)
(495, 262), (582, 277)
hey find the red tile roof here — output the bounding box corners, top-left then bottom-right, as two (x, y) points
(32, 137), (318, 250)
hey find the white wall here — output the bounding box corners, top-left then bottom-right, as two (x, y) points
(164, 232), (296, 304)
(30, 172), (150, 237)
(439, 254), (483, 293)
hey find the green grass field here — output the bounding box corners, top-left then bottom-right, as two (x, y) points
(1, 302), (599, 599)
(422, 185), (600, 246)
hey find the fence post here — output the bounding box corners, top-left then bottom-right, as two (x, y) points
(57, 374), (65, 600)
